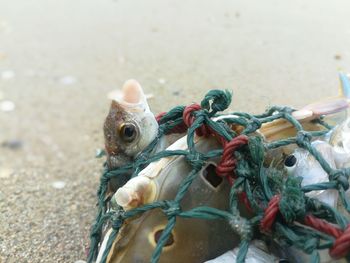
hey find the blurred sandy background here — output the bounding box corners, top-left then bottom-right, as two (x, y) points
(0, 0), (349, 262)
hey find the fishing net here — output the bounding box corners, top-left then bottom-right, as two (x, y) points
(88, 90), (350, 263)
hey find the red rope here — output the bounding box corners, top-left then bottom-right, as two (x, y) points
(304, 214), (342, 238)
(216, 135), (248, 179)
(260, 194), (281, 232)
(156, 112), (167, 123)
(155, 112), (187, 134)
(238, 192), (253, 214)
(261, 202), (350, 258)
(183, 103), (211, 137)
(158, 106), (253, 214)
(329, 225), (350, 259)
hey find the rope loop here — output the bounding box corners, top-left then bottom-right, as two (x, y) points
(183, 103), (201, 127)
(162, 200), (182, 218)
(200, 89), (232, 116)
(183, 104), (211, 136)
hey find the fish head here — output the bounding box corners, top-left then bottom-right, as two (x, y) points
(104, 80), (159, 169)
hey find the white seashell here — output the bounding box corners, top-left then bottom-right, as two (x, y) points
(114, 176), (155, 208)
(52, 181), (66, 189)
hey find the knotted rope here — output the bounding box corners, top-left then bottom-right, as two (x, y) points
(88, 89), (350, 263)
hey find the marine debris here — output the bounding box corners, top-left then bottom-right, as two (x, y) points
(88, 76), (350, 263)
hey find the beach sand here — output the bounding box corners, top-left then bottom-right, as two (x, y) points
(0, 0), (349, 262)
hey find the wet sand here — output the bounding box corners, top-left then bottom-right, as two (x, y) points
(0, 0), (349, 262)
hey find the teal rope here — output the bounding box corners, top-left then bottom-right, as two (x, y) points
(88, 89), (350, 263)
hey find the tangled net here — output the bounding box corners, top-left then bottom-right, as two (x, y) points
(88, 90), (350, 263)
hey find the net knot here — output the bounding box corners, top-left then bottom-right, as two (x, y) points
(245, 117), (262, 133)
(330, 169), (349, 191)
(296, 131), (312, 147)
(329, 224), (350, 259)
(279, 177), (306, 223)
(111, 210), (125, 230)
(134, 153), (149, 167)
(229, 215), (252, 240)
(200, 89), (232, 116)
(183, 104), (211, 136)
(162, 200), (182, 218)
(304, 238), (319, 254)
(186, 152), (205, 170)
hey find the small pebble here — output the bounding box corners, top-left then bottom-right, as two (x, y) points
(1, 70), (15, 80)
(0, 100), (15, 112)
(334, 54), (342, 60)
(75, 260), (86, 263)
(172, 91), (180, 96)
(52, 181), (66, 189)
(1, 139), (23, 149)
(59, 75), (77, 85)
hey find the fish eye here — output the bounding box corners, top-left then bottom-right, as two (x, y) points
(284, 154), (296, 167)
(119, 123), (138, 142)
(284, 154), (297, 176)
(154, 229), (175, 247)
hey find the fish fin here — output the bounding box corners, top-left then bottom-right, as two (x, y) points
(302, 97), (348, 117)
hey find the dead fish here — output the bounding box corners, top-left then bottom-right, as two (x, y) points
(104, 79), (159, 170)
(96, 74), (350, 263)
(284, 140), (339, 208)
(97, 136), (242, 263)
(103, 79), (161, 200)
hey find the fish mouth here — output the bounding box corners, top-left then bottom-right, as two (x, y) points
(107, 153), (132, 170)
